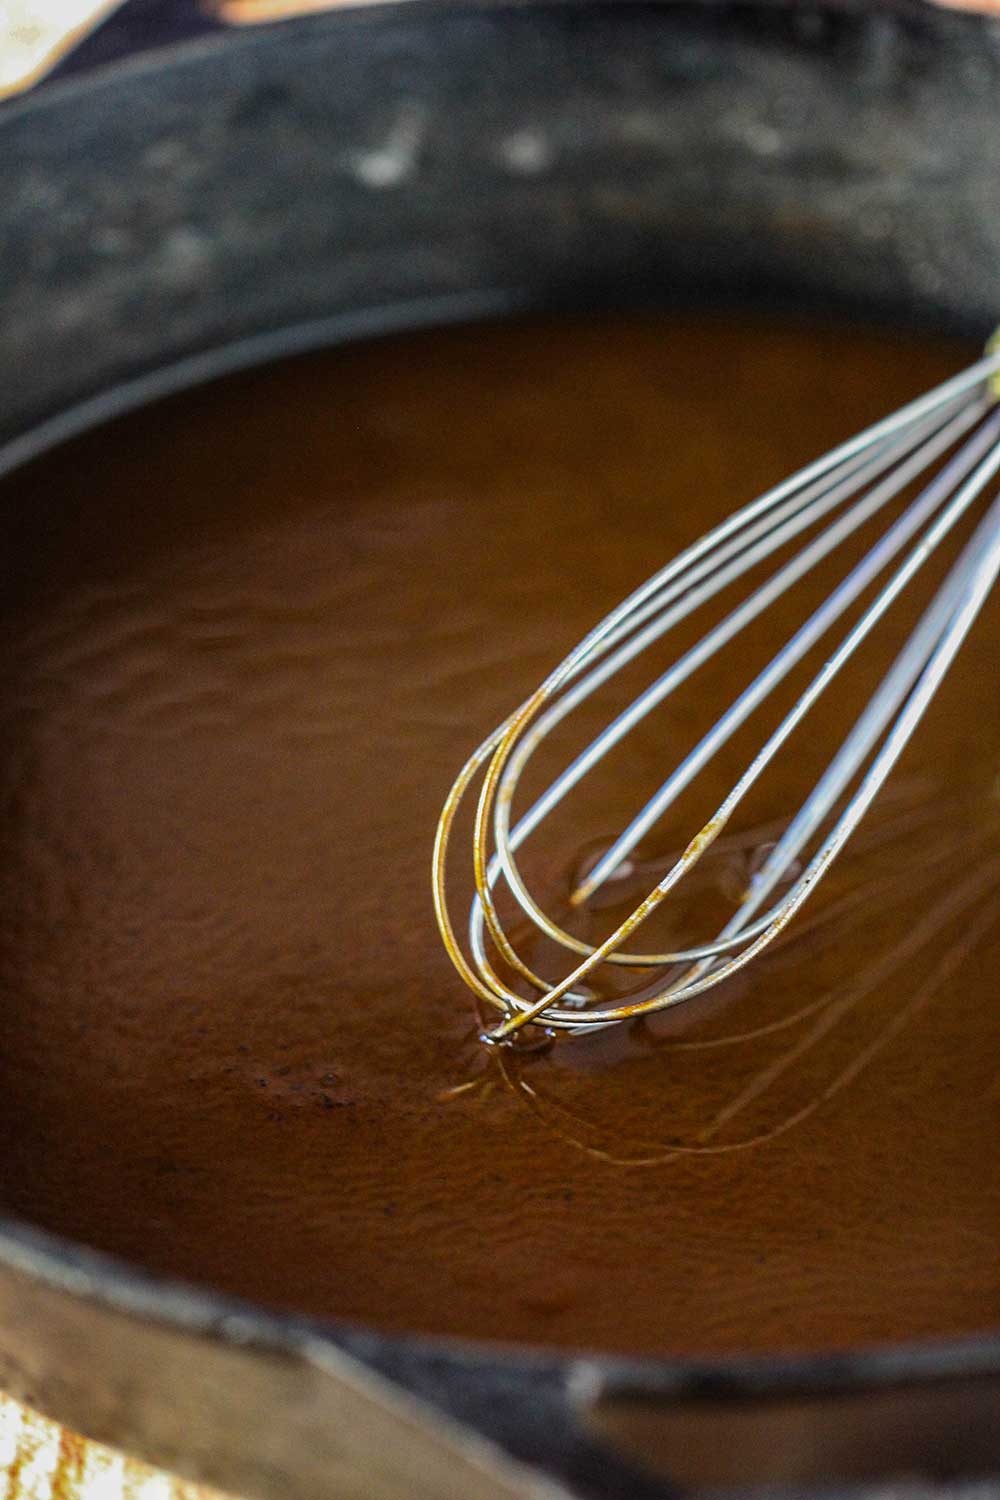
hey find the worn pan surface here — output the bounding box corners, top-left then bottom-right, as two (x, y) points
(1, 3), (999, 1497)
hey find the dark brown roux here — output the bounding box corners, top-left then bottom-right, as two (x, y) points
(0, 315), (997, 1357)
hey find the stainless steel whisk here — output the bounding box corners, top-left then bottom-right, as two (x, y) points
(433, 336), (1000, 1045)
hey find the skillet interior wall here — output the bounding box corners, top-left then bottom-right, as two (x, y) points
(3, 0), (1000, 468)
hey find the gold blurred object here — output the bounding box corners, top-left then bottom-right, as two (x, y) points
(0, 1393), (227, 1500)
(193, 0), (1000, 26)
(208, 0), (386, 25)
(929, 0), (1000, 11)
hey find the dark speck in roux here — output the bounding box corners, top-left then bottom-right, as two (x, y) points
(0, 314), (997, 1357)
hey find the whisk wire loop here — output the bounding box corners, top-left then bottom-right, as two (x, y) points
(433, 342), (1000, 1043)
(473, 401), (1000, 992)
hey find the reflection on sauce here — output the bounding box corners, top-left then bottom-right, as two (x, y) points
(0, 314), (996, 1358)
(488, 787), (1000, 1165)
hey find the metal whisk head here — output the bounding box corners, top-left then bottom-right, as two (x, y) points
(433, 337), (1000, 1045)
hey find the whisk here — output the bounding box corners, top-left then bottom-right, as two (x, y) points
(432, 334), (1000, 1045)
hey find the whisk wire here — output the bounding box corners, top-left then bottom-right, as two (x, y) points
(474, 401), (1000, 995)
(469, 398), (985, 989)
(433, 343), (1000, 1043)
(573, 401), (1000, 908)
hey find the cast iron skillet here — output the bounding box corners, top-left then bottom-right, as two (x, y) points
(1, 4), (999, 1497)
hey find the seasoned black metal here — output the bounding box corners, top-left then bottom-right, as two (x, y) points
(1, 4), (1000, 1497)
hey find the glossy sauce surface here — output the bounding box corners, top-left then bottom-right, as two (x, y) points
(0, 315), (997, 1357)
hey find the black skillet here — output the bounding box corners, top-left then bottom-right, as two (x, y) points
(1, 3), (999, 1497)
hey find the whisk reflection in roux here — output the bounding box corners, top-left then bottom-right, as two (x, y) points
(479, 781), (1000, 1165)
